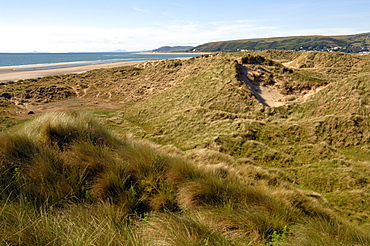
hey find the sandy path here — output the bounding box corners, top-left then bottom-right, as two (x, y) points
(0, 60), (144, 82)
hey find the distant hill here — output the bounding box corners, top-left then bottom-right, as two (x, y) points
(151, 46), (194, 52)
(112, 49), (127, 52)
(192, 32), (370, 53)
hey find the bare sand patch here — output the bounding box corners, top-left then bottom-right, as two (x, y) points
(237, 64), (286, 107)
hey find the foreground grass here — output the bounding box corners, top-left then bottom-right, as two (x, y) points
(0, 112), (369, 245)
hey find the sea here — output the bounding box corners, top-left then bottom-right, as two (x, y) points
(0, 52), (201, 70)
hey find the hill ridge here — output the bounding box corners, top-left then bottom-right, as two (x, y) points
(192, 32), (370, 53)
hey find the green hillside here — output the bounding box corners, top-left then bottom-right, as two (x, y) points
(192, 33), (370, 53)
(152, 46), (194, 52)
(1, 50), (370, 245)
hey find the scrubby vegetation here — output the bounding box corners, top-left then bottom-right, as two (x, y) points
(1, 50), (370, 245)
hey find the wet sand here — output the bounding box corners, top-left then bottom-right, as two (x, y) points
(0, 60), (144, 82)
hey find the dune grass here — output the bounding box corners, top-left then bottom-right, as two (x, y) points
(93, 51), (369, 228)
(0, 111), (369, 245)
(1, 50), (370, 245)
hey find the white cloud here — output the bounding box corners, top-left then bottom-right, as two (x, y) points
(131, 7), (150, 13)
(0, 25), (160, 52)
(0, 22), (280, 52)
(0, 21), (363, 53)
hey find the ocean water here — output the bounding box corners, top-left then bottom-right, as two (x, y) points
(0, 52), (200, 70)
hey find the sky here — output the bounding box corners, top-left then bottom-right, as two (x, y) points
(1, 0), (370, 52)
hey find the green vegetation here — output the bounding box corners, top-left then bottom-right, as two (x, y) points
(151, 46), (194, 52)
(114, 51), (370, 224)
(1, 50), (370, 244)
(193, 32), (370, 53)
(1, 112), (369, 245)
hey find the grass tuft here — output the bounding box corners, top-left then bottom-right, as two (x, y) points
(1, 111), (369, 245)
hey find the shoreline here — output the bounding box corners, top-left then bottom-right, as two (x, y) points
(0, 53), (205, 82)
(139, 52), (210, 55)
(0, 60), (145, 83)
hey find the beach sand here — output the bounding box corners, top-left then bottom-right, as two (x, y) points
(0, 60), (144, 83)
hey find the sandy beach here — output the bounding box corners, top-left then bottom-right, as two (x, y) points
(0, 60), (144, 83)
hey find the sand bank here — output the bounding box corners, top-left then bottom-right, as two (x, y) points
(0, 60), (144, 83)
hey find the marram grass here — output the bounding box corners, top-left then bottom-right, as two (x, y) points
(0, 111), (369, 245)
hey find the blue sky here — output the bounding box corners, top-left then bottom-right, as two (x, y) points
(1, 0), (369, 52)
